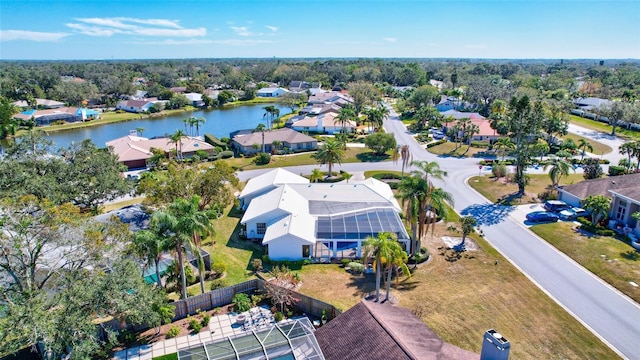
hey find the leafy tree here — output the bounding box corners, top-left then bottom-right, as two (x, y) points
(582, 158), (604, 180)
(138, 161), (238, 212)
(0, 96), (18, 139)
(48, 80), (99, 107)
(407, 85), (440, 111)
(582, 195), (611, 225)
(167, 94), (190, 109)
(466, 76), (514, 116)
(541, 102), (569, 146)
(504, 95), (545, 194)
(313, 138), (344, 176)
(365, 132), (397, 156)
(278, 92), (307, 112)
(413, 105), (442, 131)
(346, 81), (380, 114)
(544, 156), (574, 188)
(460, 215), (477, 250)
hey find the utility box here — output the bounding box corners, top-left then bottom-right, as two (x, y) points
(480, 329), (510, 360)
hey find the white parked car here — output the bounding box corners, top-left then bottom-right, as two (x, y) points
(558, 207), (589, 220)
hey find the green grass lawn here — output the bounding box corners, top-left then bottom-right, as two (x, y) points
(219, 148), (392, 171)
(468, 173), (585, 205)
(569, 115), (640, 141)
(561, 132), (613, 155)
(530, 222), (640, 303)
(296, 207), (617, 359)
(426, 141), (493, 158)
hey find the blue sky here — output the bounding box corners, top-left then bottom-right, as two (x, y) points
(1, 0), (638, 60)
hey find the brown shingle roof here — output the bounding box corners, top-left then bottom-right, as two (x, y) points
(315, 301), (479, 360)
(559, 173), (640, 200)
(232, 128), (316, 147)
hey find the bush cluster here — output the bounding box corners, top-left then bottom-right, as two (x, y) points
(577, 217), (617, 237)
(470, 141), (490, 148)
(608, 165), (627, 176)
(426, 139), (447, 148)
(232, 293), (252, 312)
(254, 152), (271, 165)
(166, 326), (181, 339)
(210, 278), (229, 290)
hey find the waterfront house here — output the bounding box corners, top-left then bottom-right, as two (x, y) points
(106, 134), (214, 169)
(240, 169), (409, 260)
(12, 98), (65, 109)
(116, 99), (156, 113)
(257, 87), (289, 98)
(231, 128), (317, 156)
(13, 107), (99, 126)
(184, 92), (205, 107)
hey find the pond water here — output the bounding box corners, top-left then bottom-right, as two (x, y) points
(42, 104), (291, 149)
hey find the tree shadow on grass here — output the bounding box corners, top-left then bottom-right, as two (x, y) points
(461, 203), (516, 226)
(621, 250), (640, 261)
(496, 191), (528, 206)
(356, 152), (390, 162)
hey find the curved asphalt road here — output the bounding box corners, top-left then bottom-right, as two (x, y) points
(236, 107), (640, 359)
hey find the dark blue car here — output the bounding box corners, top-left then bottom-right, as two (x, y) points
(526, 211), (559, 223)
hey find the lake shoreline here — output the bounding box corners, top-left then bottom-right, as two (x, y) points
(18, 98), (280, 136)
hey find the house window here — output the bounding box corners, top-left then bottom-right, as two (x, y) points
(257, 223), (267, 235)
(302, 245), (310, 258)
(616, 201), (627, 220)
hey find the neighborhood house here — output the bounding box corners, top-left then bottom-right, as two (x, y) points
(239, 169), (409, 260)
(13, 107), (100, 126)
(116, 99), (157, 113)
(231, 128), (318, 155)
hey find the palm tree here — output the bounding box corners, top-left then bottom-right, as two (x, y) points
(392, 144), (412, 178)
(411, 160), (447, 182)
(254, 123), (267, 153)
(130, 229), (170, 288)
(314, 138), (344, 177)
(396, 173), (427, 256)
(583, 195), (611, 226)
(310, 168), (324, 183)
(181, 118), (190, 135)
(193, 117), (206, 136)
(544, 156), (573, 188)
(169, 195), (215, 296)
(150, 210), (184, 297)
(383, 238), (410, 302)
(136, 127), (145, 137)
(168, 130), (185, 160)
(494, 137), (515, 161)
(578, 139), (594, 161)
(263, 105), (276, 130)
(466, 123), (480, 146)
(459, 215), (477, 250)
(335, 107), (357, 134)
(342, 171), (353, 183)
(362, 232), (396, 302)
(619, 141), (635, 172)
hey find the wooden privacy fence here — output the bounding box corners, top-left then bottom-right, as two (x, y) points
(171, 279), (261, 320)
(170, 278), (342, 321)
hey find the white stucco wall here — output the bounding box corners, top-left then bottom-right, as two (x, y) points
(558, 191), (582, 208)
(267, 237), (312, 260)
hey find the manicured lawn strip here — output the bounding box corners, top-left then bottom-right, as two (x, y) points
(296, 211), (617, 358)
(468, 173), (585, 205)
(221, 148), (391, 171)
(530, 222), (640, 304)
(152, 354), (177, 360)
(561, 133), (612, 155)
(426, 141), (491, 158)
(363, 170), (403, 178)
(569, 115), (640, 141)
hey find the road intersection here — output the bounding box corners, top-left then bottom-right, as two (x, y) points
(236, 108), (640, 359)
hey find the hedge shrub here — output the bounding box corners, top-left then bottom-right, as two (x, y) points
(426, 139), (447, 148)
(608, 166), (627, 176)
(254, 152), (271, 165)
(219, 150), (234, 159)
(470, 141), (490, 148)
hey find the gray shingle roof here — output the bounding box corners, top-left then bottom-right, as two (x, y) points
(559, 173), (640, 201)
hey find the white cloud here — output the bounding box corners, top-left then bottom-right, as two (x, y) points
(66, 17), (205, 37)
(230, 26), (252, 36)
(66, 23), (120, 37)
(211, 39), (274, 46)
(0, 30), (70, 42)
(130, 38), (214, 45)
(265, 25), (278, 32)
(383, 37), (397, 43)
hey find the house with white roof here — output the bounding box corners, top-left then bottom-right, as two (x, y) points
(116, 99), (156, 113)
(240, 169), (409, 260)
(257, 87), (289, 98)
(184, 92), (205, 107)
(290, 112), (356, 134)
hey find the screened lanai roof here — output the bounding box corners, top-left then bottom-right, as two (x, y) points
(177, 318), (324, 360)
(316, 208), (409, 240)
